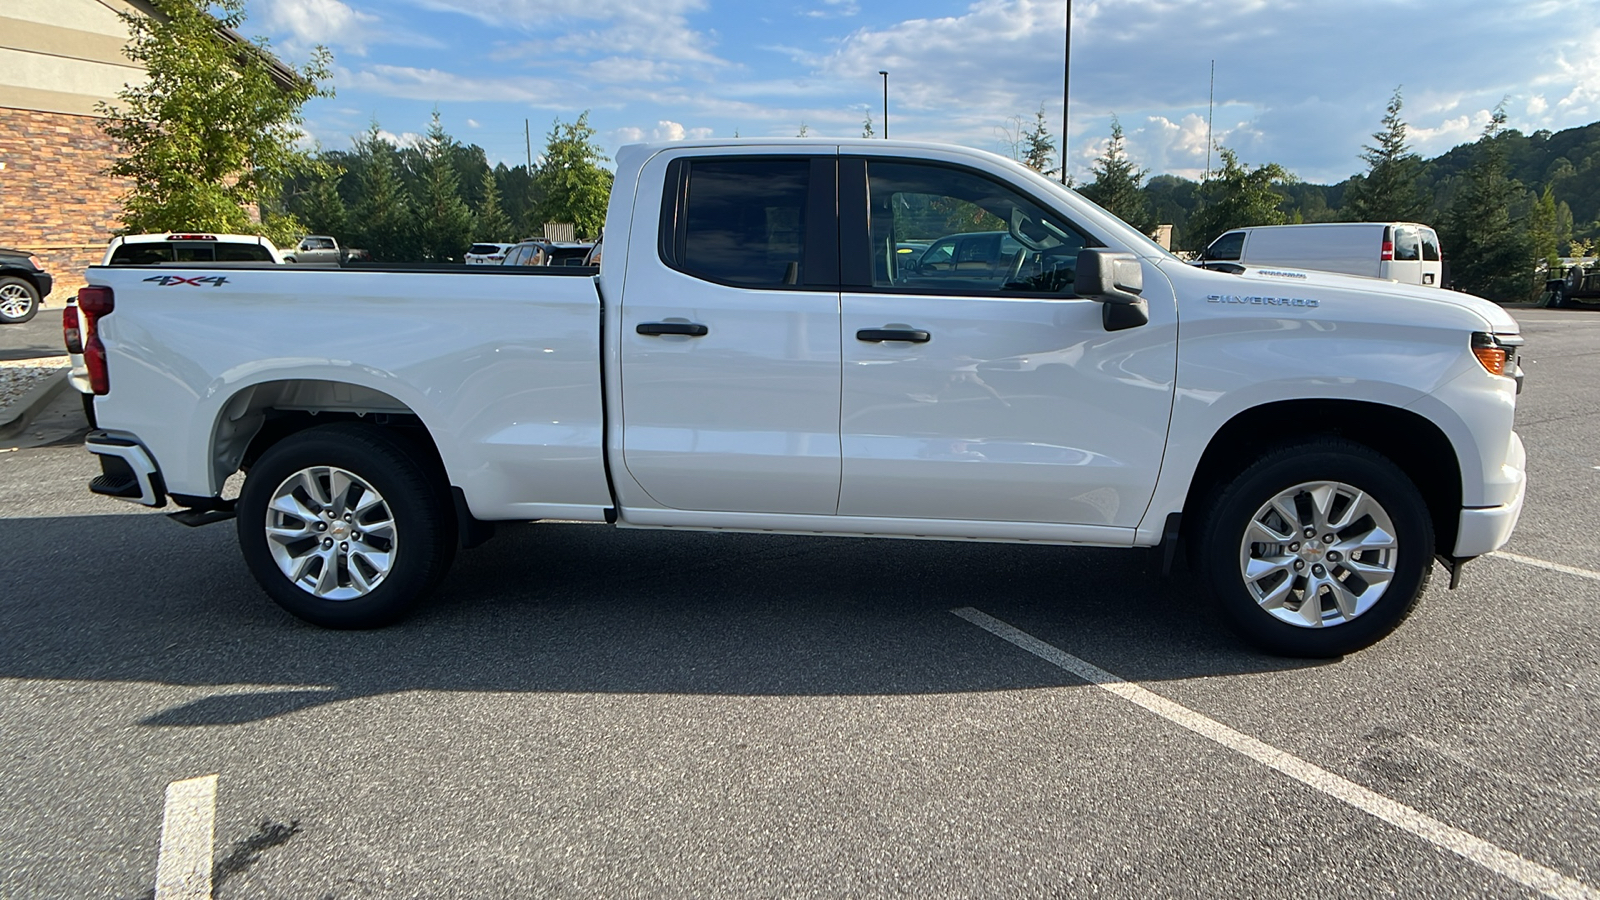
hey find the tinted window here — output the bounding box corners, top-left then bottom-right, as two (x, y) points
(865, 160), (1087, 294)
(110, 244), (174, 265)
(1393, 226), (1421, 261)
(216, 243), (273, 262)
(1420, 228), (1441, 262)
(469, 244), (500, 255)
(678, 159), (808, 287)
(1205, 231), (1245, 261)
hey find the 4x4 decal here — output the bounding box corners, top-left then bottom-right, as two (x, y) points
(142, 275), (230, 287)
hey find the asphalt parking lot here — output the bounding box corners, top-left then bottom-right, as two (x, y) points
(1, 307), (1596, 899)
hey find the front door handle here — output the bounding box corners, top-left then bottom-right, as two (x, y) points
(856, 328), (931, 343)
(637, 322), (709, 337)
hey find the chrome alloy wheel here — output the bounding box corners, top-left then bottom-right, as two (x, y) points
(1238, 480), (1398, 628)
(0, 283), (34, 319)
(264, 466), (397, 600)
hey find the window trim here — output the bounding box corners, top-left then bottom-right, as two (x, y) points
(839, 155), (1099, 298)
(656, 154), (841, 292)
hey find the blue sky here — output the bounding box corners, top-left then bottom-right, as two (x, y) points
(251, 0), (1600, 186)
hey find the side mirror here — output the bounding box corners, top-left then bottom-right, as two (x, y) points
(1075, 249), (1149, 332)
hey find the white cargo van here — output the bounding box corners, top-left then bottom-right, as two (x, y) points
(1199, 223), (1443, 287)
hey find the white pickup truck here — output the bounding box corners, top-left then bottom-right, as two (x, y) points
(76, 139), (1527, 657)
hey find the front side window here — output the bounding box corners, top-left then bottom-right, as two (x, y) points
(672, 158), (810, 287)
(1205, 231), (1246, 261)
(864, 160), (1087, 295)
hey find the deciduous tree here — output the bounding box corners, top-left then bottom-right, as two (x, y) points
(533, 112), (613, 240)
(1185, 147), (1292, 250)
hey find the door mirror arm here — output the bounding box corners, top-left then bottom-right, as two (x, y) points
(1075, 249), (1150, 332)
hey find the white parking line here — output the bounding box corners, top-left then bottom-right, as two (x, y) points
(1489, 551), (1600, 584)
(952, 607), (1600, 900)
(154, 774), (217, 900)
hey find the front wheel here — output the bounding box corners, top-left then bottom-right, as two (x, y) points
(1193, 440), (1433, 657)
(0, 276), (40, 324)
(236, 423), (455, 628)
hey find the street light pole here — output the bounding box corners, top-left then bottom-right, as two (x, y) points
(1061, 0), (1071, 184)
(879, 70), (889, 139)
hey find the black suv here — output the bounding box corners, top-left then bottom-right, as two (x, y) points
(0, 247), (53, 324)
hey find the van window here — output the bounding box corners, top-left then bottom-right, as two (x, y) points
(1205, 231), (1245, 261)
(1420, 228), (1441, 262)
(1393, 226), (1421, 262)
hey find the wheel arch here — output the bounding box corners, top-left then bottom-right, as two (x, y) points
(1181, 399), (1462, 556)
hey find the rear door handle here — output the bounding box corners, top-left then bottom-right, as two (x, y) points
(856, 328), (930, 343)
(637, 322), (709, 337)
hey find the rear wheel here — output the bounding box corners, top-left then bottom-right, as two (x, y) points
(1193, 440), (1433, 657)
(237, 423), (455, 627)
(0, 276), (40, 324)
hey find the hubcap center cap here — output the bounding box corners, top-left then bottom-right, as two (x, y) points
(1299, 539), (1325, 562)
(329, 521), (351, 540)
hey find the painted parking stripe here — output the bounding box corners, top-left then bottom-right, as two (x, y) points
(154, 774), (217, 900)
(1489, 550), (1600, 583)
(952, 607), (1600, 900)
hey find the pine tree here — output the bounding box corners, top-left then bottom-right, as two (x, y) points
(474, 168), (514, 243)
(1529, 183), (1560, 281)
(862, 113), (875, 139)
(1020, 107), (1058, 177)
(296, 170), (347, 237)
(797, 122), (810, 138)
(411, 112), (476, 262)
(101, 0), (331, 245)
(1343, 88), (1426, 222)
(533, 112), (613, 239)
(1441, 107), (1534, 301)
(352, 123), (411, 261)
(1185, 147), (1292, 250)
(1079, 116), (1153, 232)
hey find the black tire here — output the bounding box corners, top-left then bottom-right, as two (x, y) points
(1191, 439), (1433, 657)
(236, 423), (455, 628)
(1544, 286), (1567, 308)
(0, 275), (40, 324)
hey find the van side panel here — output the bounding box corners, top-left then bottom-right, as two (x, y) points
(1241, 225), (1382, 278)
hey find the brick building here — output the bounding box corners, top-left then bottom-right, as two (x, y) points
(0, 0), (295, 299)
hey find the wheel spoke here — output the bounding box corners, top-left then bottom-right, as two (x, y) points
(312, 548), (341, 596)
(1307, 484), (1339, 532)
(266, 521), (313, 544)
(286, 549), (319, 584)
(265, 464), (397, 602)
(1295, 583), (1326, 627)
(1340, 558), (1394, 585)
(1271, 496), (1303, 532)
(1255, 573), (1296, 611)
(1249, 517), (1292, 543)
(1341, 525), (1396, 554)
(1329, 490), (1370, 531)
(269, 491), (317, 522)
(326, 470), (355, 516)
(1329, 579), (1363, 621)
(1245, 555), (1294, 583)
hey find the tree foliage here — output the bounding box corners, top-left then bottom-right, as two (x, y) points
(1343, 87), (1426, 222)
(350, 123), (412, 261)
(1185, 147), (1292, 250)
(1441, 108), (1535, 301)
(533, 112), (613, 239)
(475, 169), (515, 243)
(1020, 107), (1058, 177)
(101, 0), (331, 245)
(1079, 116), (1153, 232)
(412, 112), (476, 261)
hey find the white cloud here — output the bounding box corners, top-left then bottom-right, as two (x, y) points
(255, 0), (441, 56)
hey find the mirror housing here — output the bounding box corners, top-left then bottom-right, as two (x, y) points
(1075, 249), (1150, 332)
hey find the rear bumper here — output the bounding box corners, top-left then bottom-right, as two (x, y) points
(85, 431), (166, 507)
(1453, 433), (1526, 557)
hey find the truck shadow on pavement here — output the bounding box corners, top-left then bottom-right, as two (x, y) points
(0, 513), (1334, 727)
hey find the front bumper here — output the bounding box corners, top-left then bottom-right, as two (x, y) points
(1453, 431), (1526, 557)
(85, 431), (166, 507)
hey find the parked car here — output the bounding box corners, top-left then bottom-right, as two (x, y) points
(103, 233), (283, 265)
(77, 138), (1525, 658)
(501, 239), (597, 267)
(1198, 222), (1444, 287)
(0, 247), (52, 324)
(282, 235), (370, 265)
(466, 243), (516, 265)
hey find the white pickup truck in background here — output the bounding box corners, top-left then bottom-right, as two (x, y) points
(75, 139), (1527, 657)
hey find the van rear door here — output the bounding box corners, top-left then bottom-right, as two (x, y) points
(1386, 224), (1424, 285)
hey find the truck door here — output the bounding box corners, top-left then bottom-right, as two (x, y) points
(836, 155), (1177, 528)
(617, 152), (843, 515)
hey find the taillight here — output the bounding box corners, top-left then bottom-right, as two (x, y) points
(63, 306), (83, 354)
(78, 286), (114, 395)
(1380, 241), (1394, 261)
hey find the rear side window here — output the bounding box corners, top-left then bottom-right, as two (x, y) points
(1393, 226), (1422, 261)
(1420, 228), (1441, 262)
(216, 243), (273, 262)
(668, 158), (810, 287)
(1205, 231), (1245, 261)
(109, 243), (174, 265)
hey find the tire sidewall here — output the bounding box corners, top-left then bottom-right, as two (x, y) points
(1198, 444), (1433, 657)
(236, 425), (448, 628)
(0, 276), (40, 324)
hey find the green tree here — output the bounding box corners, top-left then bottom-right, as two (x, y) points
(294, 169), (347, 237)
(1020, 106), (1058, 177)
(411, 112), (475, 262)
(1079, 116), (1153, 232)
(862, 112), (875, 139)
(1529, 183), (1560, 281)
(1343, 87), (1426, 222)
(1185, 147), (1292, 249)
(533, 112), (613, 239)
(351, 123), (412, 261)
(1441, 108), (1534, 301)
(474, 168), (514, 243)
(100, 0), (331, 245)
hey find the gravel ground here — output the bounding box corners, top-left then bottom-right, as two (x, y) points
(0, 357), (69, 416)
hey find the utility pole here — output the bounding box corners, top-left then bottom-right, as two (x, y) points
(879, 71), (889, 139)
(1206, 61), (1215, 179)
(1061, 0), (1071, 184)
(525, 118), (532, 171)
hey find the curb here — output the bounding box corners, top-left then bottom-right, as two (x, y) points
(0, 369), (70, 441)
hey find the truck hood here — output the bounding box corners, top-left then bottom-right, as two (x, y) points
(1173, 261), (1520, 333)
